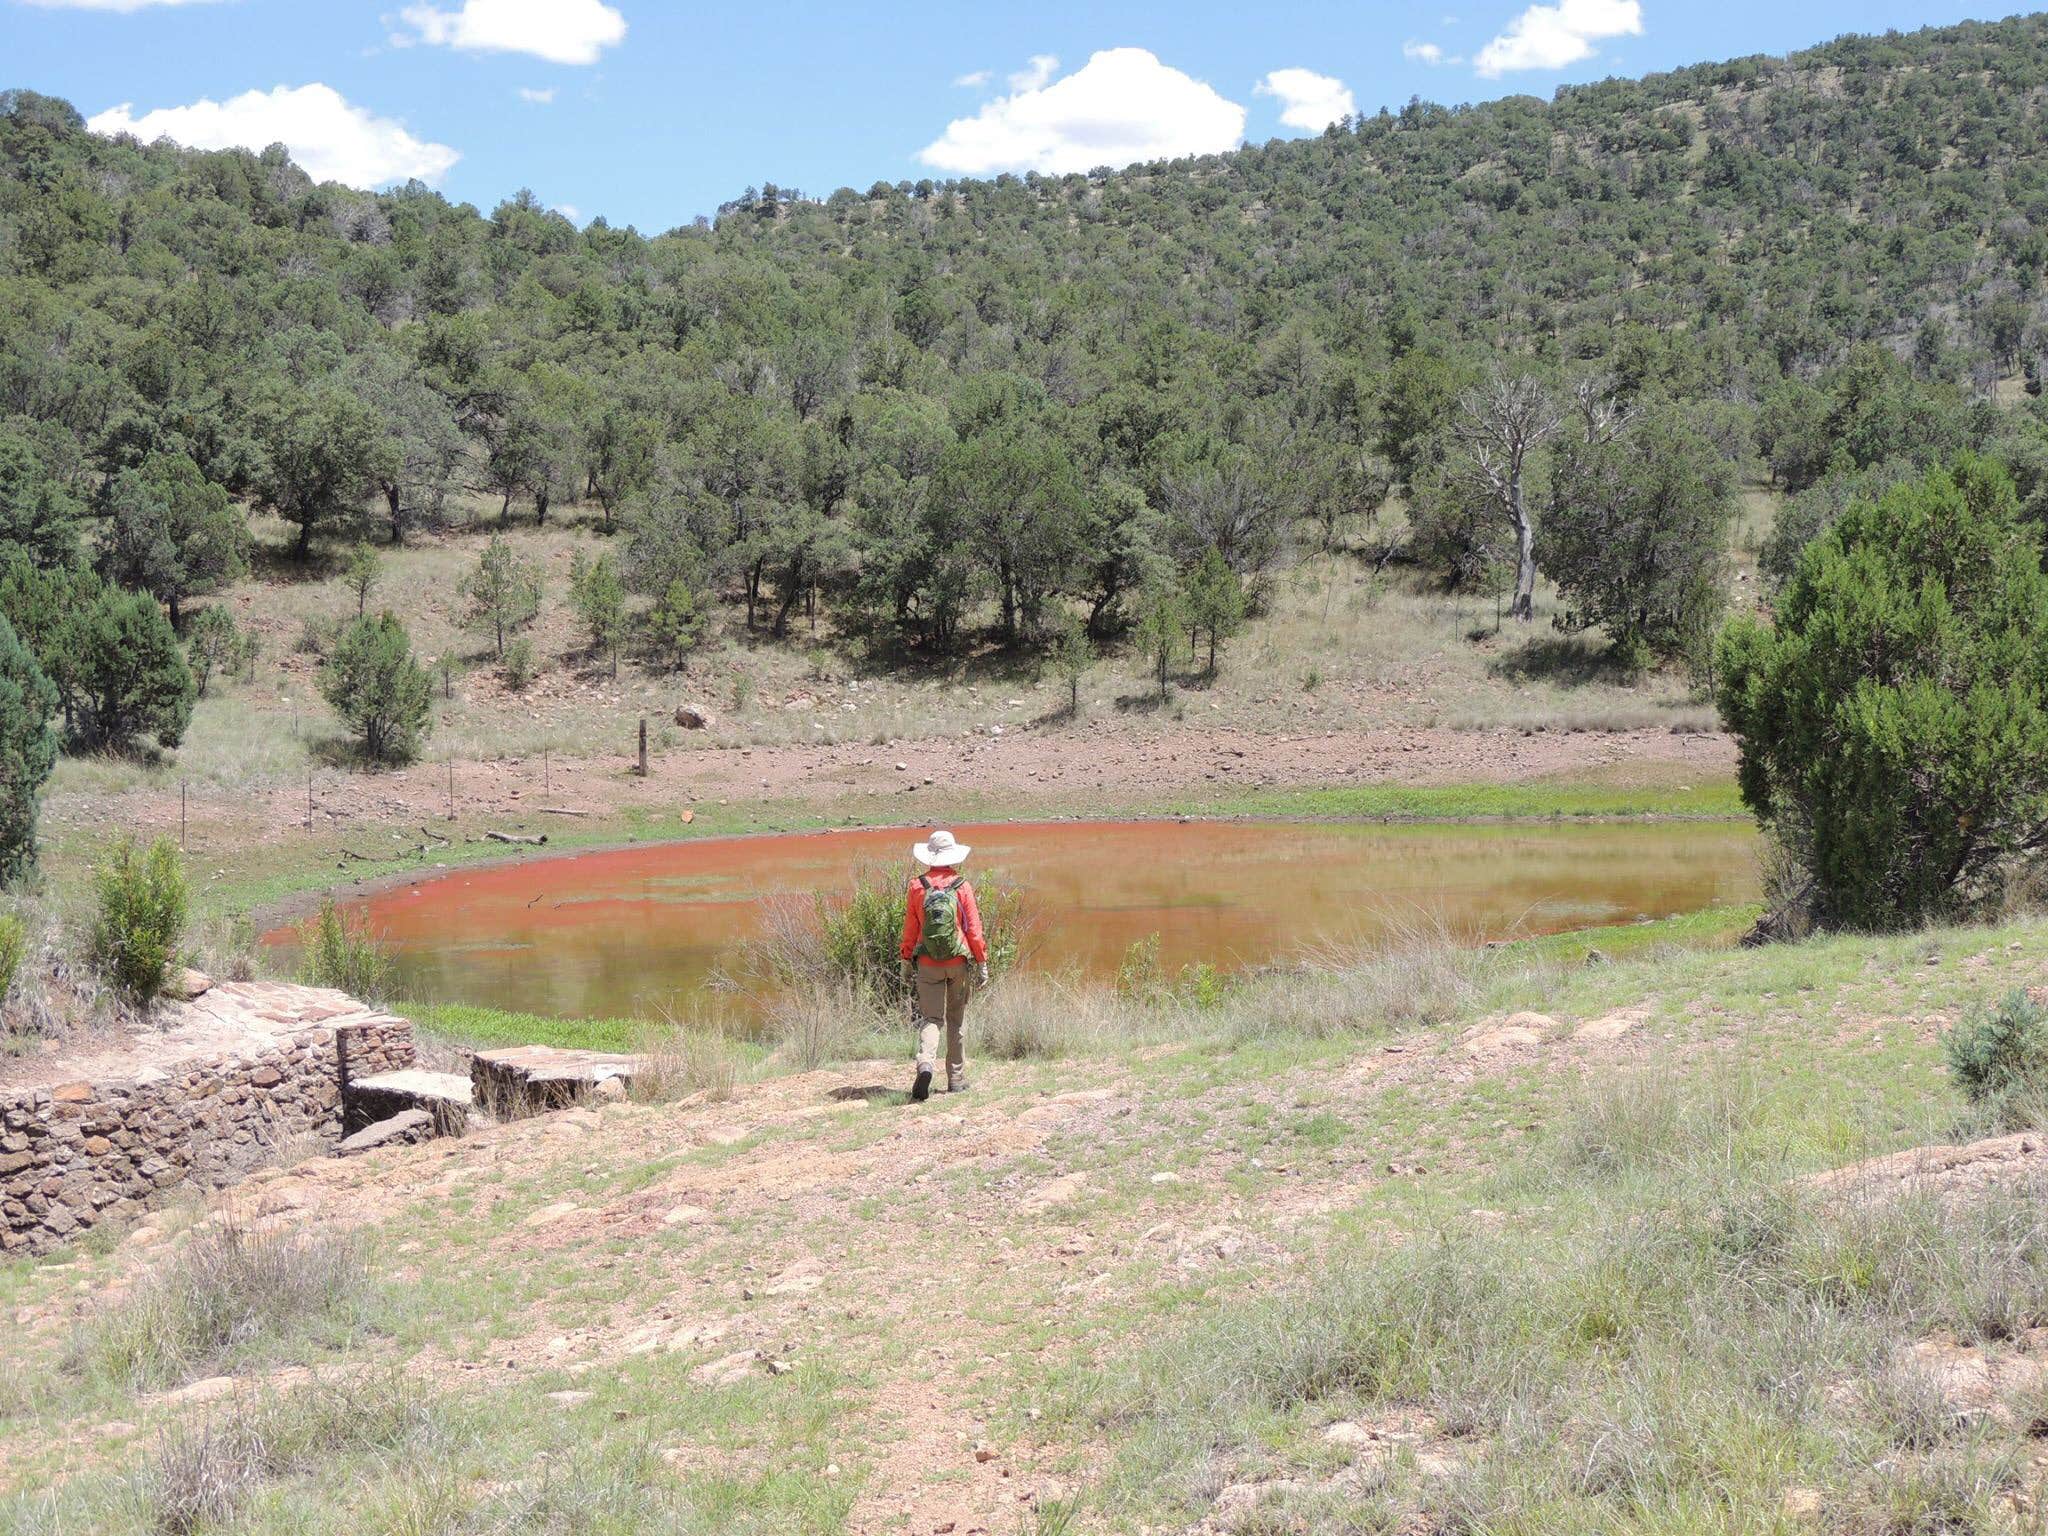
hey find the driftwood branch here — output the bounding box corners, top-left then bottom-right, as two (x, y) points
(485, 830), (549, 846)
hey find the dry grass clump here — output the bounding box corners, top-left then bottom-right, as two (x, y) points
(759, 982), (890, 1072)
(972, 974), (1146, 1060)
(66, 1210), (374, 1391)
(1091, 1066), (2048, 1528)
(137, 1377), (437, 1536)
(630, 1010), (739, 1104)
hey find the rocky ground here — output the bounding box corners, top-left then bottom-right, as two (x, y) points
(7, 918), (2048, 1532)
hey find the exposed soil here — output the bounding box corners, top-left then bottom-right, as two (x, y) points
(102, 720), (1735, 862)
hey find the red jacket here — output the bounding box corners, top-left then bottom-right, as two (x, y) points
(899, 870), (988, 968)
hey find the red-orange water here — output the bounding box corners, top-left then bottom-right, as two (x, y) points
(268, 820), (1756, 1022)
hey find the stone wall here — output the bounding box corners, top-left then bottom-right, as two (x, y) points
(0, 982), (415, 1254)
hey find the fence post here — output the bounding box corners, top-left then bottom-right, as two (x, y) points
(636, 716), (649, 777)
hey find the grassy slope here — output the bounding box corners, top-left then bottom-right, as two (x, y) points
(3, 915), (2042, 1532)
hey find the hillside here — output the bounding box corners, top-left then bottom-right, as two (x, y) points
(3, 15), (2048, 910)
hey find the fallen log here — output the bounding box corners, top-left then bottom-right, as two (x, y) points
(534, 806), (591, 817)
(485, 830), (549, 846)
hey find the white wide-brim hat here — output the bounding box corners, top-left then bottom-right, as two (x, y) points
(914, 828), (970, 867)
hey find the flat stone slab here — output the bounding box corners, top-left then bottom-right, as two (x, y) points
(472, 1046), (643, 1110)
(347, 1068), (473, 1135)
(337, 1109), (434, 1155)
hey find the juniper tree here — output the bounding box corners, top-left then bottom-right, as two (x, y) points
(321, 612), (433, 764)
(1717, 455), (2048, 929)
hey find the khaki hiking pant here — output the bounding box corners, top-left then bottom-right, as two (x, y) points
(914, 965), (971, 1081)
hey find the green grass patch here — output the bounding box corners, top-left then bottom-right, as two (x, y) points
(1171, 778), (1745, 821)
(409, 1000), (650, 1053)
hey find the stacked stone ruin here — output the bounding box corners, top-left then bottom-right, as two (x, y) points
(0, 981), (416, 1254)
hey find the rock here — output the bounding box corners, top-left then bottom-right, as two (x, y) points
(593, 1077), (626, 1102)
(1323, 1421), (1373, 1446)
(1780, 1488), (1824, 1522)
(973, 1443), (996, 1462)
(164, 967), (214, 1001)
(1576, 1007), (1647, 1042)
(545, 1390), (593, 1407)
(1148, 1171), (1181, 1185)
(693, 1349), (762, 1386)
(661, 1203), (711, 1226)
(1020, 1173), (1088, 1213)
(49, 1083), (92, 1104)
(336, 1109), (434, 1155)
(1583, 947), (1612, 967)
(164, 1375), (238, 1405)
(674, 706), (711, 730)
(522, 1200), (582, 1228)
(764, 1257), (824, 1295)
(1463, 1024), (1544, 1055)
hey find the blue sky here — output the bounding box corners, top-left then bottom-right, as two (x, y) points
(0, 0), (2017, 231)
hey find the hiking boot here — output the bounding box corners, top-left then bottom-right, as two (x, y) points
(910, 1062), (934, 1103)
(947, 1070), (969, 1095)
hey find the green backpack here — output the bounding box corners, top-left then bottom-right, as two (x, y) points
(916, 874), (972, 962)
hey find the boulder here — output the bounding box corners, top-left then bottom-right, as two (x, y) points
(336, 1109), (434, 1156)
(674, 705), (712, 730)
(164, 968), (214, 1001)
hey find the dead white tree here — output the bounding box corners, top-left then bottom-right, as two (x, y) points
(1455, 368), (1563, 621)
(1569, 372), (1638, 446)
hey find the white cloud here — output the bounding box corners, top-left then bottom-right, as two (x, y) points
(16, 0), (221, 9)
(1474, 0), (1642, 77)
(87, 84), (460, 188)
(553, 202), (581, 222)
(920, 47), (1245, 176)
(398, 0), (625, 65)
(517, 85), (555, 103)
(1404, 40), (1456, 65)
(1255, 67), (1355, 131)
(953, 69), (991, 89)
(1007, 53), (1058, 92)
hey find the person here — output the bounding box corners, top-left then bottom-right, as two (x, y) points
(898, 828), (988, 1101)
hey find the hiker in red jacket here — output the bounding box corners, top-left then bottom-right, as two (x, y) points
(898, 828), (988, 1101)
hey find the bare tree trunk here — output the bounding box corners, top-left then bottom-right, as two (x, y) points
(1510, 482), (1537, 621)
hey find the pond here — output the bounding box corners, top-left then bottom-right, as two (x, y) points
(266, 819), (1758, 1023)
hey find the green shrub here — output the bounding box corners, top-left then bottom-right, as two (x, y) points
(320, 612), (432, 764)
(1945, 988), (2048, 1127)
(298, 898), (390, 1001)
(744, 861), (1028, 1008)
(1717, 456), (2048, 930)
(0, 911), (23, 1002)
(501, 635), (537, 690)
(0, 612), (58, 883)
(88, 837), (187, 1004)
